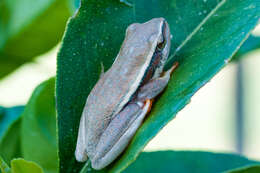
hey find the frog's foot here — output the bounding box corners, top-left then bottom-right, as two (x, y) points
(75, 113), (89, 162)
(91, 100), (151, 170)
(164, 61), (178, 76)
(146, 99), (153, 113)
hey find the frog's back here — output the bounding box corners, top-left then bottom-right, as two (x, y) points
(82, 18), (166, 158)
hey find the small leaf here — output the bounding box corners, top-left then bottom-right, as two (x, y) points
(0, 106), (24, 164)
(10, 158), (43, 173)
(124, 151), (260, 173)
(0, 0), (72, 79)
(21, 78), (57, 173)
(0, 106), (24, 140)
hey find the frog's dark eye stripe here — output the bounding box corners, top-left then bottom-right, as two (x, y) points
(157, 22), (166, 50)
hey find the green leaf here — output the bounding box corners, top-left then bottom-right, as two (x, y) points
(0, 156), (11, 173)
(0, 106), (24, 165)
(124, 151), (260, 173)
(232, 34), (260, 61)
(0, 106), (24, 140)
(10, 158), (43, 173)
(57, 0), (260, 172)
(228, 165), (260, 173)
(0, 0), (72, 79)
(21, 78), (57, 173)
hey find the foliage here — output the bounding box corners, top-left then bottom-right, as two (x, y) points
(57, 0), (260, 172)
(0, 106), (24, 164)
(0, 158), (44, 173)
(0, 0), (260, 173)
(0, 0), (73, 79)
(21, 78), (57, 173)
(10, 159), (43, 173)
(0, 78), (56, 173)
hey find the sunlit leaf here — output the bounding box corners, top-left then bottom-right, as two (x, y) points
(10, 159), (43, 173)
(0, 0), (72, 79)
(21, 78), (57, 173)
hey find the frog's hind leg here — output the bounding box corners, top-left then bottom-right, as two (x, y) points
(91, 62), (178, 169)
(91, 100), (151, 170)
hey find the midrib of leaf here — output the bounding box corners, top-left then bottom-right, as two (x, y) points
(169, 0), (226, 60)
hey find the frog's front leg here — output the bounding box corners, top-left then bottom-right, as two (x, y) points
(136, 62), (178, 102)
(91, 100), (152, 169)
(91, 63), (178, 170)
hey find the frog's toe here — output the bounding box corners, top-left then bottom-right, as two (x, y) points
(75, 114), (88, 162)
(166, 61), (178, 75)
(75, 149), (88, 162)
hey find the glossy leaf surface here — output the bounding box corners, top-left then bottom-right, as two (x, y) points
(124, 151), (260, 173)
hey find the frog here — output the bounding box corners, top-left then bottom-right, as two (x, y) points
(75, 17), (177, 170)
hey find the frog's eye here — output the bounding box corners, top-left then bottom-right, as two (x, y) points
(157, 22), (167, 50)
(157, 36), (166, 50)
(157, 40), (165, 49)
